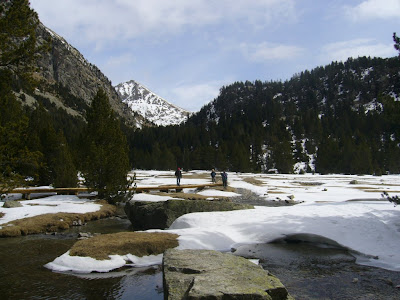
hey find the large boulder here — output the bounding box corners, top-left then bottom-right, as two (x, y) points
(163, 249), (293, 300)
(2, 200), (23, 208)
(124, 199), (253, 230)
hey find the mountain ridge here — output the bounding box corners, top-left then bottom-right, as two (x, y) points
(115, 80), (191, 127)
(32, 22), (144, 126)
(128, 56), (400, 174)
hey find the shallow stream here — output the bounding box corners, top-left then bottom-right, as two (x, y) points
(234, 242), (400, 300)
(0, 216), (163, 300)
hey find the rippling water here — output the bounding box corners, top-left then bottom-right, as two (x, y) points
(0, 217), (163, 300)
(234, 242), (400, 300)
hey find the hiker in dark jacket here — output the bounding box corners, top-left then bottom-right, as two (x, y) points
(211, 169), (216, 183)
(175, 168), (182, 186)
(221, 171), (228, 188)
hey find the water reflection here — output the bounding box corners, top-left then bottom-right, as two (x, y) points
(0, 217), (163, 300)
(234, 242), (400, 300)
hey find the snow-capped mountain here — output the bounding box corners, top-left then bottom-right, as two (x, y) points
(115, 80), (191, 126)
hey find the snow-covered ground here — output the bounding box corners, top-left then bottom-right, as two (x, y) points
(0, 195), (101, 225)
(2, 171), (400, 274)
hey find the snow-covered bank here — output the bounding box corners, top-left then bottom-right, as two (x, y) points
(167, 201), (400, 271)
(0, 195), (101, 227)
(45, 251), (163, 273)
(2, 171), (400, 273)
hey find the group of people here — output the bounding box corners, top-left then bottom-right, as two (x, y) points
(175, 168), (228, 188)
(211, 169), (228, 188)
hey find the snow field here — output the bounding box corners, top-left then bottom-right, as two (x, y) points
(2, 171), (400, 273)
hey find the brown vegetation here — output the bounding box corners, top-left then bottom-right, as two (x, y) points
(69, 232), (179, 260)
(242, 177), (264, 186)
(157, 185), (237, 201)
(0, 201), (116, 237)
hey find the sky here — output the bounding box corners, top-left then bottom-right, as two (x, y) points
(29, 0), (400, 112)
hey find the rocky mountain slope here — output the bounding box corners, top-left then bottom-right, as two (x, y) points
(115, 80), (190, 126)
(28, 22), (146, 127)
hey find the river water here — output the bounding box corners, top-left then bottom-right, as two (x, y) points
(0, 216), (164, 300)
(234, 242), (400, 300)
(1, 204), (400, 299)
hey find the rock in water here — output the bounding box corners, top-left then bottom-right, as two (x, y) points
(163, 249), (294, 300)
(124, 199), (253, 230)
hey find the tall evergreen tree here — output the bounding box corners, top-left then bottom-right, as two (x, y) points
(28, 104), (77, 187)
(0, 0), (46, 86)
(81, 89), (131, 204)
(0, 0), (47, 190)
(0, 74), (42, 189)
(394, 32), (400, 56)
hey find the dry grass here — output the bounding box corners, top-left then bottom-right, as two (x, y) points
(69, 232), (179, 260)
(350, 186), (400, 193)
(267, 190), (284, 194)
(0, 212), (4, 218)
(242, 177), (264, 186)
(182, 172), (210, 180)
(158, 191), (211, 200)
(157, 185), (238, 201)
(0, 200), (116, 237)
(293, 181), (324, 186)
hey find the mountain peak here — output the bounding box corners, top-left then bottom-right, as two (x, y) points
(115, 80), (190, 126)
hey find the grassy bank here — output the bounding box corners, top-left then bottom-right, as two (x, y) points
(69, 232), (179, 260)
(0, 200), (116, 237)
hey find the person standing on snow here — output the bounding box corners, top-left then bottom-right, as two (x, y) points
(221, 171), (228, 188)
(175, 168), (182, 186)
(211, 169), (216, 183)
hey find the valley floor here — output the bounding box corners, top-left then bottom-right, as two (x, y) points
(1, 171), (400, 275)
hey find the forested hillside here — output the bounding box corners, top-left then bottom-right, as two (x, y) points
(129, 56), (400, 175)
(0, 0), (131, 195)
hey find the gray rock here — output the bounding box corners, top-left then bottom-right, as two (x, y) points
(78, 232), (93, 239)
(124, 199), (253, 230)
(34, 23), (140, 127)
(163, 249), (293, 300)
(2, 200), (23, 208)
(72, 219), (85, 226)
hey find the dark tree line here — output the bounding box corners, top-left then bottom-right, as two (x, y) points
(128, 57), (400, 175)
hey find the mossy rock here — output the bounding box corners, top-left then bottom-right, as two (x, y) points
(125, 199), (253, 230)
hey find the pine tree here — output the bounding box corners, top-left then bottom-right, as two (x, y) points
(0, 72), (42, 190)
(52, 132), (77, 188)
(0, 0), (47, 191)
(394, 32), (400, 56)
(0, 0), (46, 86)
(81, 89), (131, 203)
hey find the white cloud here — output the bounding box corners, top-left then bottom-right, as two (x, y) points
(168, 80), (229, 111)
(240, 42), (304, 62)
(31, 0), (298, 45)
(320, 38), (396, 63)
(105, 53), (136, 67)
(346, 0), (400, 21)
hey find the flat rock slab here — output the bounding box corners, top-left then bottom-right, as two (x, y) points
(125, 199), (253, 230)
(163, 249), (294, 300)
(2, 200), (23, 208)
